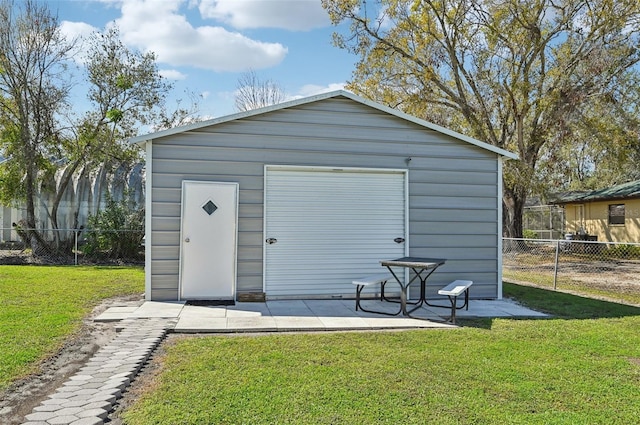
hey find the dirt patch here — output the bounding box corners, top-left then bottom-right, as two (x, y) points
(0, 293), (143, 425)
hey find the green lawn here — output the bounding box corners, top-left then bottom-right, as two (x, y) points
(122, 283), (640, 425)
(0, 265), (144, 390)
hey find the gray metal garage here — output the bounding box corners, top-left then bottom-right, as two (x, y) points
(130, 90), (517, 302)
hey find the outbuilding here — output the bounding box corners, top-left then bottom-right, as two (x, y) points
(131, 91), (517, 302)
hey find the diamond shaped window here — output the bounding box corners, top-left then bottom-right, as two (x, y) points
(202, 200), (218, 215)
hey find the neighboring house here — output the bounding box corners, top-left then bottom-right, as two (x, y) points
(130, 90), (518, 302)
(552, 180), (640, 243)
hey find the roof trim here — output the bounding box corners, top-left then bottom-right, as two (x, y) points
(129, 90), (518, 159)
(552, 179), (640, 204)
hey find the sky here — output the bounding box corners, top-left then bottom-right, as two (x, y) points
(48, 0), (357, 119)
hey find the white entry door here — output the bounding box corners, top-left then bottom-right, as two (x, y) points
(180, 181), (238, 300)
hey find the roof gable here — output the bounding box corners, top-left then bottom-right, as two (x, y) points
(129, 90), (518, 160)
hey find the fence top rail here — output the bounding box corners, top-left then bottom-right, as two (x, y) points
(1, 227), (142, 232)
(503, 237), (640, 247)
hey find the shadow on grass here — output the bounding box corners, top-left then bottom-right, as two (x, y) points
(503, 282), (640, 320)
(456, 318), (494, 329)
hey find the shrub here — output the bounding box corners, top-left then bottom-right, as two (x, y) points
(605, 244), (640, 260)
(82, 194), (144, 260)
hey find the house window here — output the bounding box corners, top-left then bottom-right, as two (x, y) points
(608, 204), (625, 225)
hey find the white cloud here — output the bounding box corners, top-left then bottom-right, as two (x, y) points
(291, 82), (347, 99)
(198, 0), (330, 31)
(59, 21), (98, 63)
(109, 0), (288, 72)
(60, 20), (97, 41)
(159, 69), (187, 80)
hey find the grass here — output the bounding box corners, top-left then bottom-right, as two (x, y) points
(0, 265), (144, 391)
(502, 268), (640, 306)
(122, 283), (640, 425)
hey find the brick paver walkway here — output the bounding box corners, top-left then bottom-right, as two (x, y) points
(21, 318), (175, 425)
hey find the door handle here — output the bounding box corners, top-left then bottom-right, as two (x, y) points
(266, 238), (277, 245)
(394, 237), (405, 244)
(184, 237), (190, 243)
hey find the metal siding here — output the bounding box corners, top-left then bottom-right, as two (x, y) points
(148, 97), (502, 300)
(151, 288), (179, 301)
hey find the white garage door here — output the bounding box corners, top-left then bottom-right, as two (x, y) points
(264, 167), (407, 298)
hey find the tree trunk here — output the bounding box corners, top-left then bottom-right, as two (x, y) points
(24, 171), (37, 250)
(51, 160), (82, 230)
(502, 185), (526, 238)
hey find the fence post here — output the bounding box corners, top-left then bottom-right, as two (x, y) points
(74, 229), (78, 266)
(553, 240), (559, 290)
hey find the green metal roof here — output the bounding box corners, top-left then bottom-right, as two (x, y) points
(552, 180), (640, 204)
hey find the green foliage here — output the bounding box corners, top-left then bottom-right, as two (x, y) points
(115, 74), (134, 90)
(83, 193), (144, 260)
(0, 265), (143, 390)
(106, 108), (124, 123)
(522, 229), (538, 239)
(604, 244), (640, 260)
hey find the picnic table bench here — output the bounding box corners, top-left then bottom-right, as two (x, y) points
(437, 280), (473, 324)
(352, 273), (401, 316)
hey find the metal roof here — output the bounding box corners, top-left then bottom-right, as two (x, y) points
(129, 90), (518, 160)
(552, 180), (640, 204)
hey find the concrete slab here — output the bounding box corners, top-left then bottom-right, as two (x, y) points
(104, 306), (139, 314)
(303, 300), (360, 317)
(130, 301), (185, 318)
(491, 301), (549, 317)
(266, 300), (314, 316)
(94, 312), (133, 322)
(180, 305), (227, 319)
(315, 315), (371, 329)
(227, 316), (278, 331)
(96, 298), (546, 333)
(420, 299), (549, 319)
(226, 302), (271, 317)
(272, 315), (326, 331)
(175, 317), (228, 333)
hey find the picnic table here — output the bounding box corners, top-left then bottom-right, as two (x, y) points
(380, 257), (446, 316)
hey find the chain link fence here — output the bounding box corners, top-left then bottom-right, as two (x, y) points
(4, 229), (638, 304)
(0, 227), (144, 265)
(503, 237), (640, 305)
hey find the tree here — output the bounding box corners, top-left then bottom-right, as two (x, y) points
(0, 0), (74, 251)
(50, 27), (175, 233)
(0, 1), (198, 258)
(235, 69), (286, 111)
(538, 73), (640, 191)
(322, 0), (640, 237)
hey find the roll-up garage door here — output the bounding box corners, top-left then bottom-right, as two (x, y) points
(264, 167), (407, 298)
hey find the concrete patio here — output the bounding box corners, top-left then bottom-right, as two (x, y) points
(95, 298), (548, 332)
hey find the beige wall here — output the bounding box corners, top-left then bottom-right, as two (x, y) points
(564, 198), (640, 242)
